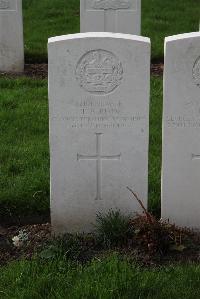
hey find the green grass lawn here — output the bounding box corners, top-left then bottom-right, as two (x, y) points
(0, 76), (161, 222)
(0, 254), (200, 299)
(23, 0), (199, 62)
(0, 78), (49, 222)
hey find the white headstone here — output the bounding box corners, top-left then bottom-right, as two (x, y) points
(162, 32), (200, 229)
(48, 32), (150, 234)
(0, 0), (24, 72)
(80, 0), (141, 35)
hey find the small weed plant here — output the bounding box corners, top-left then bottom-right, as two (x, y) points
(95, 210), (131, 248)
(94, 188), (192, 255)
(127, 187), (189, 255)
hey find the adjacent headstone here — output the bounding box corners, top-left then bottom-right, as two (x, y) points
(80, 0), (141, 35)
(48, 32), (150, 234)
(0, 0), (24, 72)
(162, 32), (200, 229)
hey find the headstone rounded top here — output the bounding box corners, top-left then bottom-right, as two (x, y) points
(48, 32), (150, 44)
(165, 32), (200, 43)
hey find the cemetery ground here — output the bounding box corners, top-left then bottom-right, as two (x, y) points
(0, 0), (200, 298)
(0, 74), (200, 298)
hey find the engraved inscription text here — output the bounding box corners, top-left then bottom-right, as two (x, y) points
(52, 97), (146, 129)
(92, 0), (131, 10)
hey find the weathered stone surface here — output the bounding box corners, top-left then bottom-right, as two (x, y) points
(0, 0), (24, 72)
(162, 32), (200, 229)
(48, 32), (150, 234)
(80, 0), (141, 35)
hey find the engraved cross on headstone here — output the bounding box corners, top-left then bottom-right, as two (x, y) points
(88, 0), (133, 32)
(77, 133), (121, 200)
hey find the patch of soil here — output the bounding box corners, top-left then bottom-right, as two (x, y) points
(24, 63), (48, 79)
(126, 230), (200, 267)
(0, 222), (199, 267)
(0, 64), (48, 79)
(0, 223), (51, 265)
(151, 63), (164, 77)
(0, 63), (163, 80)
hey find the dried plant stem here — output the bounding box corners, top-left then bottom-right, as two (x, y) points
(127, 187), (154, 223)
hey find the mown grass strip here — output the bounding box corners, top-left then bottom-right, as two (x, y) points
(0, 254), (200, 299)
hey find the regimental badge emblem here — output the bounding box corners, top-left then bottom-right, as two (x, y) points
(76, 49), (123, 95)
(193, 56), (200, 87)
(0, 0), (9, 9)
(92, 0), (131, 10)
